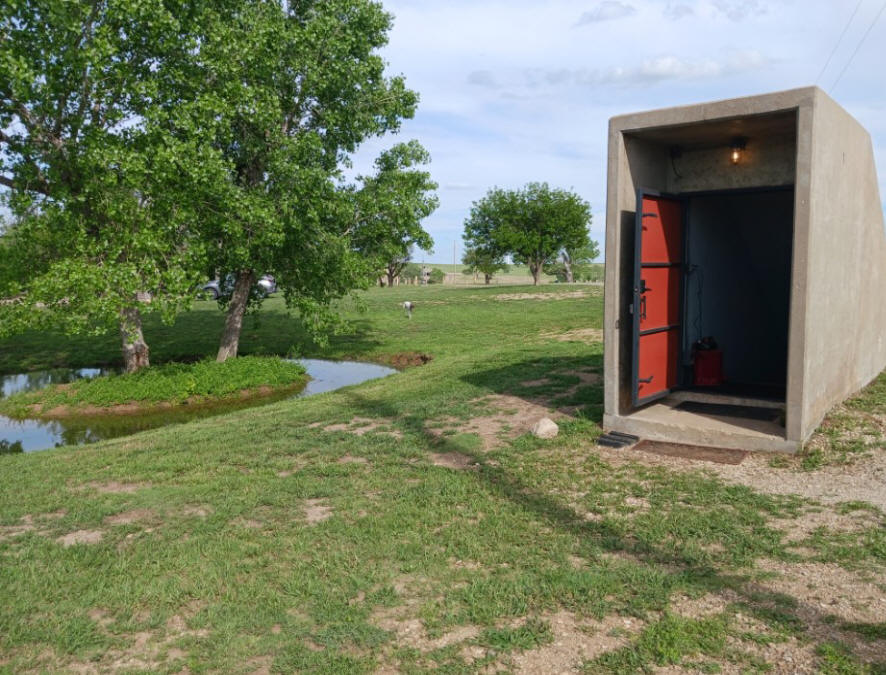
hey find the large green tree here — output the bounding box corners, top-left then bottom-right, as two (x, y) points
(180, 0), (422, 361)
(463, 183), (592, 285)
(0, 0), (223, 371)
(352, 141), (437, 288)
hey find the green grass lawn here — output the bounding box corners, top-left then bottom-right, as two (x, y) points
(0, 284), (884, 674)
(0, 357), (307, 417)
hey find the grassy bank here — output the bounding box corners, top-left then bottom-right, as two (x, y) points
(0, 284), (884, 673)
(0, 356), (307, 418)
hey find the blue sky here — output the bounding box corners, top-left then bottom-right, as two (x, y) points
(350, 0), (886, 263)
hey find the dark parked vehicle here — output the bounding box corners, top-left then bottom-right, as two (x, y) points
(201, 275), (277, 300)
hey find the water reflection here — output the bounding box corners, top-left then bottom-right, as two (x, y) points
(0, 359), (396, 453)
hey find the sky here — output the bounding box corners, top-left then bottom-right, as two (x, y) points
(349, 0), (886, 264)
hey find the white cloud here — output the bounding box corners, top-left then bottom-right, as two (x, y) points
(466, 70), (499, 89)
(664, 3), (694, 20)
(575, 1), (636, 25)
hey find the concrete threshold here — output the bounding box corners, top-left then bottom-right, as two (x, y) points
(667, 390), (785, 410)
(603, 396), (798, 453)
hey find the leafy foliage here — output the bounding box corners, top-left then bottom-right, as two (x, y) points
(462, 246), (507, 284)
(0, 0), (225, 368)
(353, 141), (438, 286)
(463, 183), (592, 285)
(544, 243), (601, 282)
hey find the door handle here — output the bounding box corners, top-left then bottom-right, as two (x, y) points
(639, 295), (647, 321)
(638, 375), (654, 384)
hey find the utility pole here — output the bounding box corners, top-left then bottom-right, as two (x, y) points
(453, 241), (456, 267)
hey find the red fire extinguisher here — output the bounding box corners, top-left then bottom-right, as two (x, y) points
(693, 336), (724, 387)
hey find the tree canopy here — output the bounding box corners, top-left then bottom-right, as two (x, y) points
(0, 0), (223, 371)
(351, 141), (437, 288)
(461, 246), (507, 285)
(0, 0), (434, 367)
(463, 183), (592, 285)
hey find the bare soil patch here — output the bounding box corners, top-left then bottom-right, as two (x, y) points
(56, 529), (103, 547)
(380, 351), (433, 368)
(104, 509), (154, 526)
(303, 499), (333, 525)
(754, 559), (886, 624)
(337, 454), (370, 465)
(322, 417), (402, 438)
(496, 291), (588, 301)
(510, 611), (639, 674)
(81, 481), (149, 494)
(632, 441), (748, 466)
(430, 452), (479, 470)
(429, 394), (568, 451)
(539, 327), (604, 343)
(182, 504), (213, 518)
(596, 444), (886, 511)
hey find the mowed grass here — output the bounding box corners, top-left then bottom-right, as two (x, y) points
(0, 284), (884, 674)
(0, 357), (307, 416)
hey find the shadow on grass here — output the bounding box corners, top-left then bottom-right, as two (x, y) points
(460, 353), (605, 424)
(337, 366), (885, 671)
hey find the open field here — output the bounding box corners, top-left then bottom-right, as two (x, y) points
(0, 284), (884, 674)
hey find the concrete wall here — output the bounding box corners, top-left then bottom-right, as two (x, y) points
(665, 135), (796, 193)
(796, 89), (886, 438)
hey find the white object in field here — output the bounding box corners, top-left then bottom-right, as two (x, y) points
(531, 418), (559, 439)
(403, 301), (414, 318)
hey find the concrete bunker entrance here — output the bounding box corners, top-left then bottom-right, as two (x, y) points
(615, 109), (801, 450)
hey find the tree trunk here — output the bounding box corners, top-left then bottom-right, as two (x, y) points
(386, 269), (396, 287)
(563, 258), (574, 283)
(484, 273), (492, 285)
(119, 306), (150, 373)
(217, 270), (255, 362)
(529, 261), (541, 286)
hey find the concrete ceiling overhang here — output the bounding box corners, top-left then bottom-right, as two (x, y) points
(623, 111), (798, 152)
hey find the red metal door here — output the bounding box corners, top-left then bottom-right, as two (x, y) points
(633, 192), (683, 407)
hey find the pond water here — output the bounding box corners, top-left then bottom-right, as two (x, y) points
(0, 359), (396, 453)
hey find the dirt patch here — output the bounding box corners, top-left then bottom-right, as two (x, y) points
(56, 530), (103, 547)
(430, 452), (479, 470)
(510, 611), (640, 674)
(496, 291), (588, 301)
(428, 394), (569, 451)
(232, 517), (264, 529)
(520, 378), (552, 387)
(337, 454), (370, 465)
(381, 352), (433, 368)
(669, 591), (738, 619)
(81, 481), (149, 494)
(323, 417), (402, 438)
(371, 606), (479, 653)
(71, 603), (208, 672)
(182, 504), (213, 518)
(0, 514), (39, 542)
(104, 509), (154, 526)
(596, 443), (886, 511)
(726, 611), (819, 675)
(539, 327), (604, 343)
(304, 499), (333, 525)
(770, 507), (880, 544)
(632, 441), (748, 466)
(754, 559), (886, 624)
